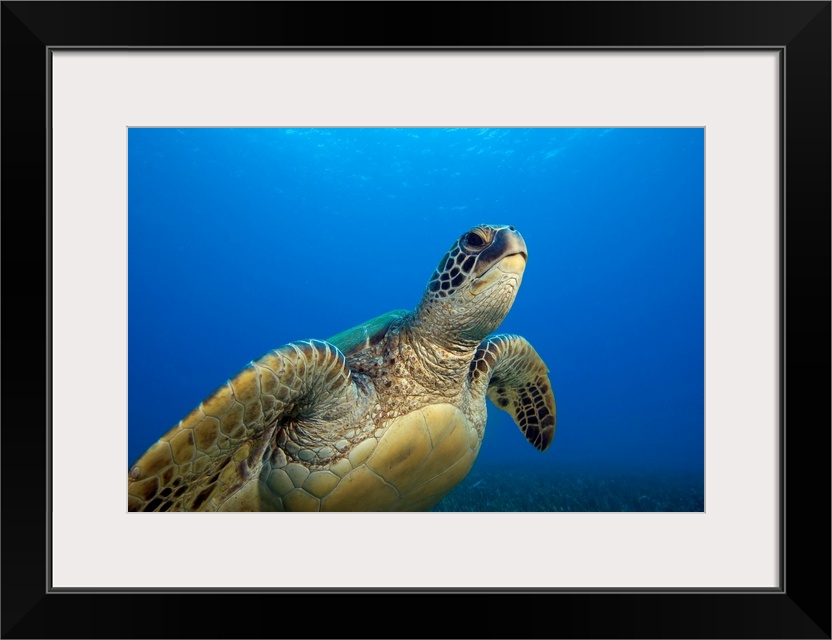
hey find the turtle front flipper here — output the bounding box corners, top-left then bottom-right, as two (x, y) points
(128, 339), (366, 512)
(469, 334), (556, 451)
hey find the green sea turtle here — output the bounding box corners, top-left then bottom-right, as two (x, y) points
(128, 224), (556, 512)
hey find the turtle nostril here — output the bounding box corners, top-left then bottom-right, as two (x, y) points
(508, 226), (516, 231)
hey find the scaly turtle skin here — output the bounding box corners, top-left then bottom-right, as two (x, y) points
(128, 224), (556, 511)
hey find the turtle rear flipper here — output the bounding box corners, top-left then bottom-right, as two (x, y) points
(127, 339), (364, 512)
(470, 334), (556, 451)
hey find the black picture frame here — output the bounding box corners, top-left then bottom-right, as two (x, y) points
(2, 2), (829, 638)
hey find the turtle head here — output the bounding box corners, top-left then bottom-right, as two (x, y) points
(417, 224), (527, 344)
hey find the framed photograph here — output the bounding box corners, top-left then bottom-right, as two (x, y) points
(3, 2), (829, 638)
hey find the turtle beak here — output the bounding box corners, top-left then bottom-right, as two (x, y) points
(469, 228), (528, 295)
(474, 226), (527, 277)
(498, 226), (528, 262)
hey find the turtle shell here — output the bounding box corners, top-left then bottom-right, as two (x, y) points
(326, 309), (408, 357)
(254, 403), (480, 511)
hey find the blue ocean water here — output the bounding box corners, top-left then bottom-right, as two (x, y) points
(128, 128), (704, 511)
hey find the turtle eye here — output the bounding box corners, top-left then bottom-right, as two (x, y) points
(464, 232), (486, 250)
